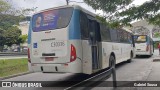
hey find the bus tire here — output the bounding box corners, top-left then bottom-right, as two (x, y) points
(127, 51), (133, 63)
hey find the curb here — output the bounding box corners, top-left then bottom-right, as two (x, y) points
(0, 71), (33, 80)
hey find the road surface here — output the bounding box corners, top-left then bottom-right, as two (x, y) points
(0, 50), (160, 90)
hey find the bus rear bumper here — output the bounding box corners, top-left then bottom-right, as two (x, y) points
(135, 51), (151, 55)
(29, 60), (82, 73)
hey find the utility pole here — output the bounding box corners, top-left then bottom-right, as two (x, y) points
(66, 0), (69, 5)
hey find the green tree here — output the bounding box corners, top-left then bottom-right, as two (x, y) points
(83, 0), (133, 27)
(154, 32), (160, 38)
(119, 0), (160, 26)
(84, 0), (160, 27)
(84, 0), (132, 16)
(0, 28), (5, 51)
(0, 0), (10, 13)
(3, 26), (21, 47)
(0, 0), (33, 51)
(17, 34), (28, 45)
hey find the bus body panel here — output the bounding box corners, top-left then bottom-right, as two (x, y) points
(134, 35), (153, 56)
(122, 43), (132, 61)
(28, 5), (135, 74)
(30, 40), (82, 73)
(135, 43), (147, 52)
(135, 44), (153, 55)
(101, 42), (112, 69)
(101, 42), (133, 67)
(28, 7), (83, 73)
(81, 40), (92, 74)
(31, 28), (70, 64)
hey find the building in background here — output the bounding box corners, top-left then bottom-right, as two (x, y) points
(18, 21), (30, 47)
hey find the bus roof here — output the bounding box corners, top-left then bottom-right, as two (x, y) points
(34, 5), (96, 17)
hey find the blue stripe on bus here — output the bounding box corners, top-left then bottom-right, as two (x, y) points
(28, 19), (32, 44)
(69, 9), (81, 40)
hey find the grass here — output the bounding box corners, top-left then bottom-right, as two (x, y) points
(0, 58), (28, 77)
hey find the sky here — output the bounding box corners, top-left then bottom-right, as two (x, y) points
(8, 0), (150, 14)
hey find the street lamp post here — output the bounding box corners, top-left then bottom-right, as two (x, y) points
(66, 0), (69, 5)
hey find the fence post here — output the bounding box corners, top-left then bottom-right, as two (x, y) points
(112, 66), (117, 88)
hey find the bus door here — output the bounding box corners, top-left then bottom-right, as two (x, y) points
(80, 12), (101, 74)
(80, 12), (92, 74)
(89, 20), (101, 70)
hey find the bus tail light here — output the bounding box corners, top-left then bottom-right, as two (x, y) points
(146, 45), (149, 52)
(28, 48), (31, 63)
(70, 44), (77, 62)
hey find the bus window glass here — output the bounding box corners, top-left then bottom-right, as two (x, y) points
(110, 29), (118, 42)
(134, 35), (147, 43)
(117, 29), (124, 42)
(100, 24), (111, 41)
(32, 7), (73, 32)
(80, 12), (89, 39)
(123, 31), (128, 43)
(127, 33), (132, 43)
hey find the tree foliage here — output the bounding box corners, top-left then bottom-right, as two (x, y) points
(96, 16), (125, 28)
(83, 0), (133, 27)
(0, 28), (5, 46)
(154, 32), (160, 38)
(119, 0), (160, 26)
(84, 0), (160, 27)
(3, 26), (21, 46)
(18, 34), (28, 44)
(84, 0), (132, 15)
(0, 0), (10, 13)
(0, 0), (32, 51)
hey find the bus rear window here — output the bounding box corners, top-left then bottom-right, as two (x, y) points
(32, 7), (73, 32)
(134, 35), (147, 43)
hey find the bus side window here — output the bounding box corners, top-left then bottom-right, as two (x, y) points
(95, 22), (101, 42)
(110, 29), (118, 42)
(87, 20), (101, 45)
(124, 31), (128, 43)
(127, 33), (132, 44)
(117, 29), (125, 43)
(100, 24), (111, 42)
(80, 12), (89, 40)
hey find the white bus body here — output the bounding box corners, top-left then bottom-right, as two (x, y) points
(134, 35), (154, 56)
(28, 5), (135, 74)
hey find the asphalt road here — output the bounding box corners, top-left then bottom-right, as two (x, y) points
(93, 50), (160, 90)
(0, 50), (160, 90)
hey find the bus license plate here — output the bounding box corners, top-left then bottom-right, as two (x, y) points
(45, 57), (54, 61)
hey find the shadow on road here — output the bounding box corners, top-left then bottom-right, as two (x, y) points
(115, 61), (129, 69)
(135, 55), (152, 59)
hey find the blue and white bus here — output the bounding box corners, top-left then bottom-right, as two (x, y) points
(28, 5), (135, 74)
(134, 35), (154, 57)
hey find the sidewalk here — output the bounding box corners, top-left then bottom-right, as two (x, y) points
(146, 49), (160, 81)
(142, 50), (160, 90)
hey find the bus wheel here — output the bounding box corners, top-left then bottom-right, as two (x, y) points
(109, 55), (116, 69)
(127, 52), (133, 63)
